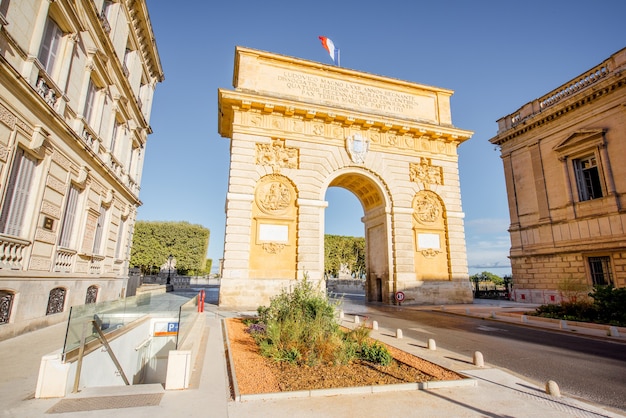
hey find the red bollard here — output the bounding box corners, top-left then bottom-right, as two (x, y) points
(198, 290), (205, 312)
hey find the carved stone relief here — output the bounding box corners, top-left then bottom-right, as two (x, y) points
(256, 139), (299, 172)
(262, 242), (285, 254)
(409, 157), (443, 188)
(255, 175), (293, 215)
(412, 191), (442, 224)
(0, 144), (8, 162)
(46, 175), (66, 194)
(41, 200), (61, 219)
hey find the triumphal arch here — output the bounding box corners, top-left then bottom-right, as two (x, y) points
(217, 47), (474, 308)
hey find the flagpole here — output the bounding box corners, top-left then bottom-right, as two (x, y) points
(337, 49), (341, 67)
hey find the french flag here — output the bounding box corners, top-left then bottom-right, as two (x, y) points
(318, 36), (339, 65)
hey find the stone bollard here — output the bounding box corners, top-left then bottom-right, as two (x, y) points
(521, 315), (528, 323)
(491, 311), (496, 319)
(559, 320), (568, 330)
(465, 308), (470, 315)
(428, 338), (436, 350)
(396, 329), (403, 339)
(354, 315), (360, 324)
(339, 310), (344, 320)
(441, 305), (445, 311)
(546, 380), (561, 397)
(372, 320), (378, 330)
(473, 351), (484, 367)
(609, 326), (620, 337)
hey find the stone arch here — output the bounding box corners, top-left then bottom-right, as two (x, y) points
(323, 168), (394, 302)
(217, 47), (474, 308)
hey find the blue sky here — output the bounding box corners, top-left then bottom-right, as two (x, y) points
(140, 0), (626, 276)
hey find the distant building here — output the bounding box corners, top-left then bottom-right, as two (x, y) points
(0, 0), (163, 339)
(489, 48), (626, 304)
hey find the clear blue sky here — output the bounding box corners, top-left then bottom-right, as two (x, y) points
(140, 0), (626, 276)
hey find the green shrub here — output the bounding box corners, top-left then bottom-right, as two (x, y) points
(533, 285), (626, 326)
(358, 341), (392, 366)
(251, 274), (394, 366)
(590, 285), (626, 326)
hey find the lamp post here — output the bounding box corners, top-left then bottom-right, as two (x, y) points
(167, 254), (173, 285)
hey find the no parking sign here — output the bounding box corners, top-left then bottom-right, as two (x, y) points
(395, 291), (405, 304)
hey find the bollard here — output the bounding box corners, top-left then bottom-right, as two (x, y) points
(441, 305), (445, 311)
(465, 308), (470, 315)
(545, 380), (561, 397)
(559, 320), (568, 330)
(372, 320), (378, 330)
(396, 329), (403, 339)
(473, 351), (484, 367)
(521, 315), (528, 323)
(354, 315), (360, 324)
(428, 338), (436, 350)
(491, 311), (496, 319)
(609, 326), (620, 337)
(339, 310), (344, 320)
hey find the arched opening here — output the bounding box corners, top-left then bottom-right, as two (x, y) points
(324, 171), (390, 304)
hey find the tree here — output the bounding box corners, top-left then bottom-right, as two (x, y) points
(130, 221), (210, 275)
(324, 235), (365, 279)
(470, 271), (504, 286)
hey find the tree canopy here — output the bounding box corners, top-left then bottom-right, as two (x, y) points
(324, 235), (365, 279)
(470, 271), (504, 286)
(130, 221), (210, 275)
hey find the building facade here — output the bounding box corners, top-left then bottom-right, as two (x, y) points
(489, 48), (626, 304)
(0, 0), (163, 339)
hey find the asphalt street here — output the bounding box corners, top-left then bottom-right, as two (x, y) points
(337, 294), (626, 413)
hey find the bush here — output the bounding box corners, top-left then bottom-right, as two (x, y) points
(590, 285), (626, 326)
(533, 285), (626, 326)
(358, 341), (392, 366)
(250, 274), (394, 366)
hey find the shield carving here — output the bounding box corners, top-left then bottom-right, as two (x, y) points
(346, 133), (369, 164)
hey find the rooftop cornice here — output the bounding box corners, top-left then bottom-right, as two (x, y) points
(218, 88), (473, 144)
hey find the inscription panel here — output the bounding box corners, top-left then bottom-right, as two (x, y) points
(236, 52), (440, 123)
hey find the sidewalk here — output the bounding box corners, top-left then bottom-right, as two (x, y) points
(0, 301), (624, 417)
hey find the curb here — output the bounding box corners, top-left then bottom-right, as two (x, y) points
(235, 377), (477, 402)
(435, 308), (626, 344)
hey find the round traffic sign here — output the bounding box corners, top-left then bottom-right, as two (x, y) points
(395, 291), (405, 302)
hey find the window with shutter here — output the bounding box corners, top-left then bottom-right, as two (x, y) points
(38, 18), (63, 75)
(92, 206), (107, 254)
(84, 79), (97, 124)
(115, 218), (125, 259)
(0, 149), (37, 237)
(58, 185), (79, 248)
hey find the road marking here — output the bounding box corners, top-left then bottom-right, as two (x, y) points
(477, 325), (508, 332)
(409, 328), (434, 334)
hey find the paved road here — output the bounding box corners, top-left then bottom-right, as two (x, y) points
(337, 295), (626, 413)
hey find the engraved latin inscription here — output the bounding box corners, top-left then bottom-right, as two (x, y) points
(276, 71), (436, 121)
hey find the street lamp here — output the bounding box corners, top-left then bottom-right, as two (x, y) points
(167, 254), (173, 285)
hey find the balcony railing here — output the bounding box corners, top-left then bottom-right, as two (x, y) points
(99, 10), (111, 33)
(54, 248), (76, 273)
(89, 255), (104, 274)
(36, 75), (58, 108)
(0, 235), (29, 270)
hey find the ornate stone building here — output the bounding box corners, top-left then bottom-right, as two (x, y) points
(218, 47), (474, 308)
(490, 48), (626, 304)
(0, 0), (163, 339)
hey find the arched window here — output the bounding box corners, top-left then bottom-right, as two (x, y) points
(85, 285), (98, 304)
(46, 287), (66, 315)
(0, 290), (14, 324)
